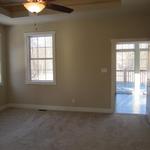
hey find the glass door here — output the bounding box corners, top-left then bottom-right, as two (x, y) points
(116, 42), (149, 114)
(116, 43), (135, 94)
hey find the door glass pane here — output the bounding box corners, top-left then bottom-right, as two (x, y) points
(140, 51), (148, 93)
(116, 50), (135, 94)
(140, 51), (148, 70)
(139, 43), (149, 49)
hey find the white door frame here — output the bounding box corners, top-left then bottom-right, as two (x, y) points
(111, 38), (150, 113)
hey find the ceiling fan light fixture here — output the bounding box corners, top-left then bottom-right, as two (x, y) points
(24, 2), (46, 13)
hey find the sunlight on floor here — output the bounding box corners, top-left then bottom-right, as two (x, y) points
(116, 73), (147, 114)
(115, 93), (146, 114)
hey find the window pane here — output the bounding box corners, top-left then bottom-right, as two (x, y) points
(31, 70), (38, 80)
(46, 48), (53, 58)
(46, 60), (53, 80)
(45, 36), (52, 47)
(46, 71), (53, 80)
(38, 37), (45, 47)
(38, 60), (46, 80)
(31, 60), (39, 80)
(30, 37), (37, 48)
(38, 48), (45, 58)
(116, 44), (135, 50)
(31, 48), (38, 58)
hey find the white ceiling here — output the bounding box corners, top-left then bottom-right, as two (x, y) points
(0, 0), (150, 25)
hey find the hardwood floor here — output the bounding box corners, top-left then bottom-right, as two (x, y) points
(115, 93), (146, 114)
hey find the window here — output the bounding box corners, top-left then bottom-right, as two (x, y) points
(0, 34), (2, 85)
(25, 32), (56, 84)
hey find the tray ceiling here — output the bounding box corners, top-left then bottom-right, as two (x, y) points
(0, 0), (150, 25)
(0, 0), (120, 17)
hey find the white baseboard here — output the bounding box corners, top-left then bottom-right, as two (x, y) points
(7, 103), (113, 113)
(0, 104), (8, 111)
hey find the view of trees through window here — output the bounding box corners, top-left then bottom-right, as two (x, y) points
(116, 43), (148, 84)
(29, 35), (54, 81)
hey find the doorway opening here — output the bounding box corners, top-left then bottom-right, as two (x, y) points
(115, 41), (149, 114)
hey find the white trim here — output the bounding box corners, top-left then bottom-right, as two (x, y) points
(24, 32), (56, 37)
(25, 81), (56, 85)
(111, 38), (150, 114)
(111, 38), (150, 43)
(0, 104), (8, 111)
(111, 40), (116, 112)
(7, 103), (113, 113)
(24, 31), (56, 85)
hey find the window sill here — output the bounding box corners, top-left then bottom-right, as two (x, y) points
(25, 81), (56, 85)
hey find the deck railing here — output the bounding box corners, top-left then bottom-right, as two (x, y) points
(116, 70), (147, 85)
(140, 70), (147, 84)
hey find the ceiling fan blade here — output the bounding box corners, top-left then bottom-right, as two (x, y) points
(46, 3), (74, 13)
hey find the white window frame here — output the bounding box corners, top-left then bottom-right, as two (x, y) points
(0, 34), (3, 86)
(24, 32), (56, 85)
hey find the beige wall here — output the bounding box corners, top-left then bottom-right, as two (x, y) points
(6, 15), (150, 109)
(0, 25), (7, 106)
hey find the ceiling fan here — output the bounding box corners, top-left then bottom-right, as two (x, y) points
(0, 0), (74, 14)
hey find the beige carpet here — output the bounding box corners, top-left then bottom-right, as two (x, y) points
(0, 108), (150, 150)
